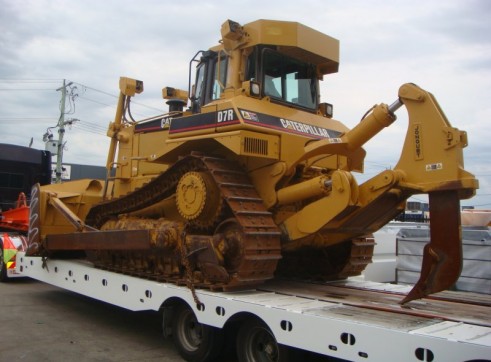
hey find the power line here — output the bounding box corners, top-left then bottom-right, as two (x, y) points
(81, 120), (107, 130)
(72, 124), (107, 136)
(72, 81), (118, 99)
(76, 94), (159, 118)
(0, 88), (55, 91)
(0, 79), (61, 83)
(71, 80), (165, 113)
(75, 121), (107, 133)
(0, 117), (55, 122)
(78, 95), (115, 108)
(0, 78), (61, 80)
(0, 79), (165, 115)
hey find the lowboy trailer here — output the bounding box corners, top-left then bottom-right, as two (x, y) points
(16, 252), (491, 362)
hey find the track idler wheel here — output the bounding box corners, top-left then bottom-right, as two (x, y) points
(401, 190), (463, 304)
(176, 171), (223, 229)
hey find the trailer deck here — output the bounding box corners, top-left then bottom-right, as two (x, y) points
(17, 252), (491, 362)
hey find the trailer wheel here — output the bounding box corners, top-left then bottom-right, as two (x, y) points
(0, 246), (9, 282)
(237, 319), (290, 362)
(171, 303), (224, 362)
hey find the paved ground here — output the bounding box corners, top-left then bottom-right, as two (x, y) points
(0, 277), (183, 361)
(0, 277), (336, 362)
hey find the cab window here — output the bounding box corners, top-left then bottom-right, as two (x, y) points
(212, 54), (228, 100)
(194, 62), (206, 103)
(262, 49), (317, 110)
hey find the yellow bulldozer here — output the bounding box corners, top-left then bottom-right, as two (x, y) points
(27, 19), (478, 303)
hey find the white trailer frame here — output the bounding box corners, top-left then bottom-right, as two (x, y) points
(17, 252), (491, 362)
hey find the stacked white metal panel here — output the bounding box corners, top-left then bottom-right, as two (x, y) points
(396, 227), (491, 294)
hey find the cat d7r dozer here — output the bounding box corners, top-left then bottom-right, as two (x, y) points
(27, 19), (478, 303)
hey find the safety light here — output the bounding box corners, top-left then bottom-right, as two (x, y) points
(243, 80), (261, 98)
(250, 82), (260, 96)
(319, 102), (333, 118)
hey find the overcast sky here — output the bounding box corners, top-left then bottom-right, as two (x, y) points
(0, 0), (490, 209)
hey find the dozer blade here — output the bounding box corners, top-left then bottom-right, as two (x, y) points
(401, 190), (463, 304)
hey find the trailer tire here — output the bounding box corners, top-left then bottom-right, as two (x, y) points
(171, 303), (224, 362)
(236, 318), (291, 362)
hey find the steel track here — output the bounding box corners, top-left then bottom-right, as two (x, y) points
(85, 154), (375, 290)
(86, 154), (282, 290)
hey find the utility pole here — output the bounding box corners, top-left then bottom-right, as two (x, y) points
(53, 79), (75, 183)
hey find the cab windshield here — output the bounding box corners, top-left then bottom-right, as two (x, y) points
(262, 49), (318, 110)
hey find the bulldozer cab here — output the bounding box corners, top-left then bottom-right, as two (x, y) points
(189, 40), (324, 114)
